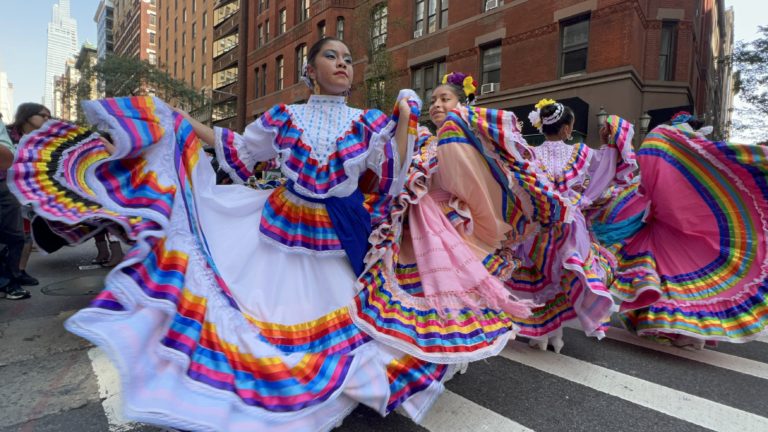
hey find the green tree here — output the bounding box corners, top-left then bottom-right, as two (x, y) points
(733, 26), (768, 142)
(94, 55), (208, 111)
(734, 26), (768, 114)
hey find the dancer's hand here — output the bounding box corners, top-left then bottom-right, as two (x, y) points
(599, 124), (611, 145)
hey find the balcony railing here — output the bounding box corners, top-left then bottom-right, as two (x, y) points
(214, 10), (239, 40)
(213, 45), (239, 72)
(212, 81), (239, 104)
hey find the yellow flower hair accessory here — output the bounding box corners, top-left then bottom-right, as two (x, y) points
(535, 98), (557, 111)
(441, 72), (477, 100)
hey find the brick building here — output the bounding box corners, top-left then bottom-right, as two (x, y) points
(157, 0), (216, 98)
(243, 0), (733, 142)
(112, 0), (158, 62)
(241, 0), (355, 127)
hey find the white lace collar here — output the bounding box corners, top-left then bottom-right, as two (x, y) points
(306, 94), (347, 106)
(287, 95), (363, 165)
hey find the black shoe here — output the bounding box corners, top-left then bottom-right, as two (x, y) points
(15, 271), (39, 286)
(4, 282), (31, 300)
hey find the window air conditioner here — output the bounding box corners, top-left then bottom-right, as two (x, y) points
(485, 0), (499, 12)
(480, 83), (499, 94)
(413, 29), (423, 38)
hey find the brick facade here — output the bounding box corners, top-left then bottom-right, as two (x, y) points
(241, 0), (732, 141)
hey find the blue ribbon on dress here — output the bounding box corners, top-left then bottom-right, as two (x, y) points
(591, 211), (646, 245)
(285, 181), (372, 276)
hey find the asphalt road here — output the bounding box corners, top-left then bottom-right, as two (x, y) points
(2, 244), (767, 432)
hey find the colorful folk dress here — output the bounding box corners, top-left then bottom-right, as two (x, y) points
(10, 94), (458, 431)
(505, 116), (638, 341)
(350, 106), (570, 362)
(593, 121), (768, 344)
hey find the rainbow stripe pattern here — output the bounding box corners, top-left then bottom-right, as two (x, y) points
(352, 260), (516, 363)
(506, 223), (614, 338)
(259, 104), (390, 196)
(385, 355), (447, 414)
(612, 124), (768, 341)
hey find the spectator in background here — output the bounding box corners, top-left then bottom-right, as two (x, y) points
(0, 104), (49, 300)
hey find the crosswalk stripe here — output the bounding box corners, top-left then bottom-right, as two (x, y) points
(604, 327), (768, 380)
(499, 341), (768, 432)
(88, 348), (138, 432)
(422, 390), (534, 432)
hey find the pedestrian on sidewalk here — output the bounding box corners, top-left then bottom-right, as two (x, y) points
(0, 104), (47, 300)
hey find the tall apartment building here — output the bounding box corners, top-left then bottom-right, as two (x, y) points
(157, 0), (216, 114)
(53, 58), (79, 122)
(245, 0), (734, 143)
(242, 0), (353, 127)
(94, 0), (115, 59)
(44, 0), (79, 115)
(0, 72), (14, 121)
(208, 0), (247, 130)
(113, 0), (158, 63)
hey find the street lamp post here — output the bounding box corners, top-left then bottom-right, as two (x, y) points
(639, 111), (651, 141)
(596, 106), (608, 128)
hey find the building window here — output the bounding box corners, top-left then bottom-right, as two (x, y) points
(276, 56), (284, 90)
(192, 22), (197, 39)
(371, 5), (387, 50)
(659, 21), (678, 81)
(191, 47), (196, 63)
(165, 27), (169, 42)
(265, 19), (270, 43)
(149, 31), (156, 45)
(183, 8), (187, 23)
(295, 43), (307, 83)
(148, 52), (157, 65)
(318, 20), (326, 39)
(174, 17), (177, 32)
(258, 24), (263, 47)
(202, 37), (207, 54)
(337, 16), (345, 40)
(174, 61), (177, 76)
(279, 8), (287, 34)
(411, 60), (446, 102)
(203, 12), (208, 28)
(560, 15), (590, 77)
(214, 34), (238, 57)
(261, 64), (267, 95)
(149, 13), (157, 26)
(481, 44), (501, 84)
(183, 31), (186, 46)
(415, 0), (448, 37)
(254, 67), (260, 97)
(202, 63), (207, 81)
(298, 0), (310, 23)
(191, 71), (196, 86)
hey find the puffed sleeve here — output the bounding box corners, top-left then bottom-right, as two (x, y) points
(365, 89), (422, 197)
(213, 105), (284, 184)
(583, 116), (638, 203)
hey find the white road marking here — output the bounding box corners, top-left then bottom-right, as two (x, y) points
(605, 327), (768, 380)
(422, 390), (534, 432)
(88, 348), (138, 432)
(500, 341), (768, 432)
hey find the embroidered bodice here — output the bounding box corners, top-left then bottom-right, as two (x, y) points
(532, 141), (578, 176)
(288, 95), (365, 165)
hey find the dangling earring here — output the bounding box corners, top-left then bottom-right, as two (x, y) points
(313, 80), (321, 95)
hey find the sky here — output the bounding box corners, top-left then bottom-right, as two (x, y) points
(0, 0), (765, 133)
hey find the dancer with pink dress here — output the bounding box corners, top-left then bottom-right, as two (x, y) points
(593, 112), (768, 348)
(504, 98), (637, 352)
(352, 74), (570, 362)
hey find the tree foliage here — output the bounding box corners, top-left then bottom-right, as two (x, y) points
(733, 26), (768, 115)
(93, 55), (208, 110)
